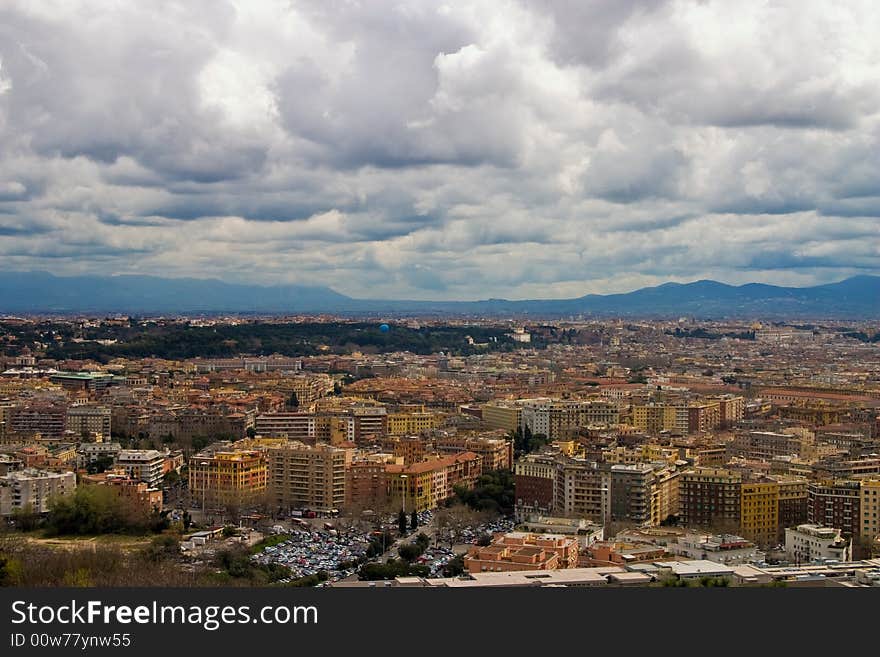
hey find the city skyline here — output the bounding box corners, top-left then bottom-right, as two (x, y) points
(1, 1), (879, 300)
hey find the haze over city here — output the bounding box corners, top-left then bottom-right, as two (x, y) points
(1, 1), (879, 300)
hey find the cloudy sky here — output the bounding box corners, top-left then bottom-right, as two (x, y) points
(1, 1), (879, 300)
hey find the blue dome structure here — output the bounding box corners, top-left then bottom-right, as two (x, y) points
(379, 323), (390, 333)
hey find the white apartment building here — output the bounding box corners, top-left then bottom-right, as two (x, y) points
(115, 449), (165, 488)
(785, 524), (852, 563)
(76, 442), (122, 469)
(0, 469), (77, 515)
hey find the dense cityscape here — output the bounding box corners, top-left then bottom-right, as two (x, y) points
(1, 314), (878, 588)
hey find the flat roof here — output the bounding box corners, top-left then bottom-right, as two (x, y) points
(607, 572), (654, 584)
(660, 560), (736, 576)
(434, 567), (625, 588)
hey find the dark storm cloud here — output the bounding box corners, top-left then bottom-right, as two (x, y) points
(0, 0), (878, 299)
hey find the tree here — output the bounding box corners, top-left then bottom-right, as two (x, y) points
(142, 535), (181, 563)
(46, 486), (156, 535)
(455, 469), (516, 516)
(410, 510), (419, 531)
(246, 427), (256, 439)
(0, 554), (20, 586)
(86, 455), (114, 475)
(398, 544), (422, 562)
(398, 510), (408, 536)
(509, 427), (548, 458)
(191, 436), (210, 453)
(10, 505), (40, 532)
(442, 555), (465, 577)
(288, 392), (299, 408)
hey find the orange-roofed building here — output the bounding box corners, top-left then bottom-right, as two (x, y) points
(464, 532), (579, 574)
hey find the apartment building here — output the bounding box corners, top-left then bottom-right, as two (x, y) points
(740, 480), (780, 548)
(481, 403), (522, 432)
(651, 466), (681, 527)
(66, 405), (112, 439)
(7, 402), (68, 439)
(386, 452), (481, 512)
(631, 403), (677, 434)
(387, 408), (440, 435)
(514, 452), (557, 515)
(679, 468), (742, 532)
(188, 449), (268, 510)
(0, 468), (77, 515)
(553, 455), (611, 523)
(687, 401), (721, 434)
(860, 479), (880, 545)
(716, 395), (745, 427)
(76, 442), (122, 469)
(256, 412), (354, 445)
(255, 412), (316, 441)
(727, 430), (816, 461)
(345, 454), (401, 511)
(633, 401), (721, 436)
(609, 464), (653, 525)
(434, 435), (513, 471)
(267, 441), (352, 513)
(770, 475), (809, 541)
(808, 480), (862, 540)
(609, 463), (681, 528)
(0, 402), (11, 444)
(272, 373), (333, 405)
(351, 406), (388, 442)
(174, 408), (253, 442)
(81, 470), (163, 514)
(49, 372), (116, 395)
(785, 524), (852, 563)
(380, 435), (431, 465)
(115, 450), (165, 488)
(521, 399), (619, 439)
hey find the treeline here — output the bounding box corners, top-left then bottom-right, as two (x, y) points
(843, 331), (880, 343)
(15, 486), (170, 536)
(33, 322), (520, 361)
(454, 469), (515, 516)
(666, 328), (756, 340)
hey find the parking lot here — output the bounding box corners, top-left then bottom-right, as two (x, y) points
(252, 529), (371, 584)
(253, 512), (514, 585)
(458, 518), (516, 544)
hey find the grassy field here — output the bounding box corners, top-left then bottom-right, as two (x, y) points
(12, 530), (162, 552)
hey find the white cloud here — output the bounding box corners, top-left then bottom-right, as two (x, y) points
(0, 0), (878, 300)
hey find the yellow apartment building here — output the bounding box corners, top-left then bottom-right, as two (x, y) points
(189, 449), (268, 510)
(740, 481), (780, 548)
(861, 479), (880, 546)
(481, 403), (522, 432)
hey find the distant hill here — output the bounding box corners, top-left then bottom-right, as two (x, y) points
(0, 270), (878, 318)
(0, 271), (352, 314)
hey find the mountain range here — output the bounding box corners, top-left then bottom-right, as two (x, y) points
(0, 270), (878, 318)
